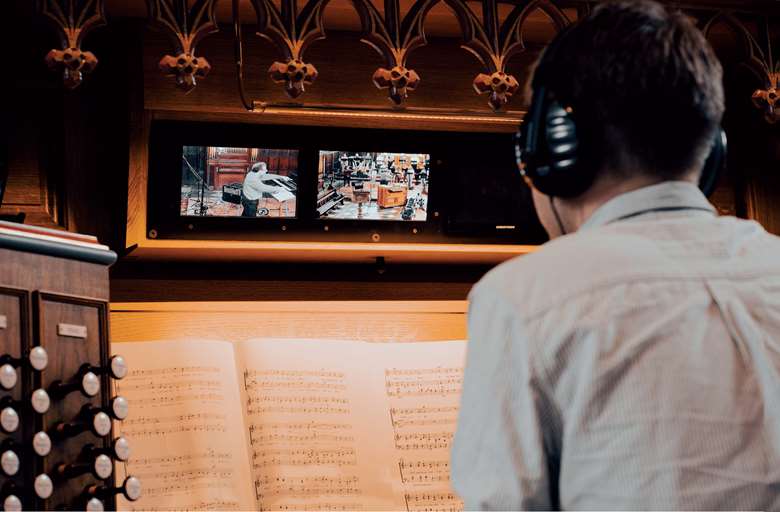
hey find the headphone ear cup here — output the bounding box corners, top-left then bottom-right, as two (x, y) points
(699, 129), (726, 198)
(529, 101), (595, 198)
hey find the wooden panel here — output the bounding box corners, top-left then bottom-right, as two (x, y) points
(0, 232), (115, 510)
(1, 85), (63, 229)
(0, 287), (30, 503)
(0, 250), (110, 302)
(110, 301), (468, 343)
(0, 288), (28, 367)
(34, 293), (114, 510)
(746, 171), (780, 235)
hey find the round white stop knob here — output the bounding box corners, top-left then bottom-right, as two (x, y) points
(28, 346), (48, 371)
(0, 407), (19, 434)
(0, 364), (17, 390)
(3, 494), (22, 512)
(34, 474), (53, 499)
(30, 389), (50, 414)
(32, 431), (52, 457)
(110, 355), (128, 380)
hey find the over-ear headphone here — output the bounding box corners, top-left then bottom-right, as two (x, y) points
(515, 27), (727, 199)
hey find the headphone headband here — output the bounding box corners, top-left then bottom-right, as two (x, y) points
(515, 26), (725, 199)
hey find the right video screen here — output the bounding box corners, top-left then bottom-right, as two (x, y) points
(316, 151), (430, 221)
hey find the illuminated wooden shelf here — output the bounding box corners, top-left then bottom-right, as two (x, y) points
(123, 238), (537, 264)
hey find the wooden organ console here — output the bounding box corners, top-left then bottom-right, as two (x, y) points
(0, 222), (140, 511)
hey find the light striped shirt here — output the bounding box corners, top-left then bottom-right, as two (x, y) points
(451, 181), (780, 510)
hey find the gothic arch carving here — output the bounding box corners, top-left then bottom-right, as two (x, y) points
(440, 0), (570, 110)
(703, 12), (779, 123)
(146, 0), (220, 91)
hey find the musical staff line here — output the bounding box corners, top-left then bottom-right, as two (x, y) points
(130, 449), (232, 466)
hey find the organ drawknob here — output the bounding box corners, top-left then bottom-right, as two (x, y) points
(0, 390), (50, 429)
(55, 453), (113, 481)
(0, 365), (16, 391)
(0, 407), (18, 434)
(108, 396), (129, 421)
(1, 482), (22, 512)
(48, 371), (101, 399)
(0, 347), (48, 373)
(30, 389), (51, 414)
(32, 431), (52, 457)
(51, 405), (112, 440)
(33, 473), (53, 500)
(83, 475), (141, 502)
(82, 437), (131, 463)
(82, 355), (128, 381)
(85, 497), (104, 511)
(0, 449), (19, 477)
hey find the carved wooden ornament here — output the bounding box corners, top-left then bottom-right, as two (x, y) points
(447, 0), (569, 111)
(38, 0), (107, 89)
(352, 0), (441, 105)
(248, 0), (330, 98)
(146, 0), (219, 91)
(703, 13), (780, 124)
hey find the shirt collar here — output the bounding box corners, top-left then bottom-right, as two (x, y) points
(579, 181), (717, 231)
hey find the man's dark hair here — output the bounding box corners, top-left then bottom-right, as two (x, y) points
(537, 0), (725, 179)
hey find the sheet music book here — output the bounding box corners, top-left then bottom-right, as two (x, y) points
(113, 338), (466, 512)
(269, 188), (296, 202)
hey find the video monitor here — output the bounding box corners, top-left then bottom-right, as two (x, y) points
(316, 151), (430, 221)
(180, 146), (298, 218)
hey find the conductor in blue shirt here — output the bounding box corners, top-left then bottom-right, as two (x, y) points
(451, 0), (780, 509)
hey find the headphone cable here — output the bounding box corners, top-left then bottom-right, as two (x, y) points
(549, 195), (567, 236)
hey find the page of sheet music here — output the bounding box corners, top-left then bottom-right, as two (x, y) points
(113, 340), (255, 511)
(235, 339), (466, 512)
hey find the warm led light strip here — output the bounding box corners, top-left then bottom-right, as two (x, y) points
(249, 103), (526, 126)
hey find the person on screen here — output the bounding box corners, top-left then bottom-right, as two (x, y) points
(241, 161), (270, 217)
(451, 1), (780, 510)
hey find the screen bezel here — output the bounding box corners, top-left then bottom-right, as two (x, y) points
(179, 144), (301, 221)
(146, 120), (546, 245)
(315, 149), (432, 224)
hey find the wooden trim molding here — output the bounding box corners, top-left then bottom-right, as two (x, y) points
(122, 238), (538, 264)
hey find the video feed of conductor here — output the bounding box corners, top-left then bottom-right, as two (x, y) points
(316, 151), (430, 221)
(180, 146), (299, 218)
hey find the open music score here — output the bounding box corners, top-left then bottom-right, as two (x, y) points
(385, 366), (464, 512)
(113, 341), (255, 511)
(114, 338), (466, 511)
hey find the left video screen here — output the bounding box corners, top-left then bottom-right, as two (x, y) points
(180, 146), (298, 218)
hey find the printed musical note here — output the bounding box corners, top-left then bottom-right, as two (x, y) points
(384, 372), (463, 398)
(257, 502), (364, 511)
(403, 491), (463, 512)
(254, 475), (361, 500)
(123, 500), (241, 512)
(251, 447), (357, 468)
(122, 413), (226, 426)
(393, 431), (453, 451)
(131, 449), (232, 467)
(120, 423), (227, 438)
(384, 363), (465, 512)
(114, 340), (257, 511)
(398, 459), (451, 484)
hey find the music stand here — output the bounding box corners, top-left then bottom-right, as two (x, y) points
(182, 155), (210, 216)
